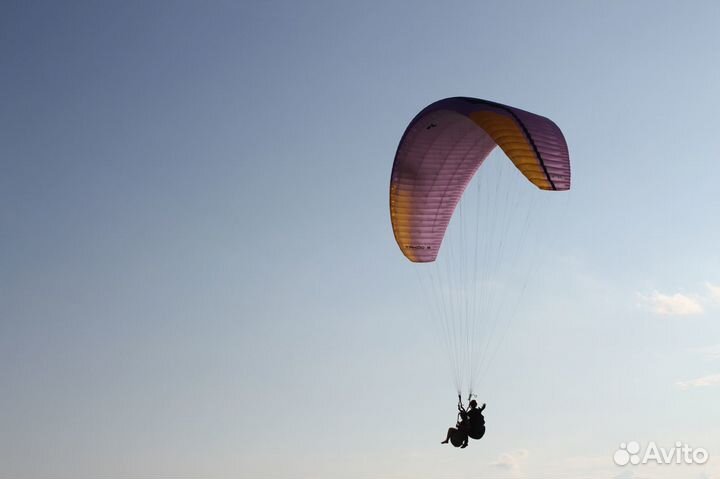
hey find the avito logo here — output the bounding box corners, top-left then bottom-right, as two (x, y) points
(614, 441), (709, 466)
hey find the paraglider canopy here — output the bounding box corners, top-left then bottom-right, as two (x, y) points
(389, 97), (570, 262)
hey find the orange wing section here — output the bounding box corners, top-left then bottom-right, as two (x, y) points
(469, 111), (553, 190)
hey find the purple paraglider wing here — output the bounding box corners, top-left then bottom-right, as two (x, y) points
(389, 97), (570, 262)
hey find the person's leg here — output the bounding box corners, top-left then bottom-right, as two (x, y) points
(441, 428), (456, 444)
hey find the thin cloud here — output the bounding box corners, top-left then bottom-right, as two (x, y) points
(676, 373), (720, 390)
(706, 282), (720, 303)
(490, 449), (528, 470)
(637, 291), (703, 316)
(692, 344), (720, 361)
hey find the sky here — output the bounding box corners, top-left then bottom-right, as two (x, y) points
(2, 1), (720, 478)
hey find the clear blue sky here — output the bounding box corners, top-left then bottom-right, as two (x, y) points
(2, 1), (720, 478)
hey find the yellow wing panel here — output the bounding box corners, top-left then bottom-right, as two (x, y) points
(468, 111), (552, 190)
